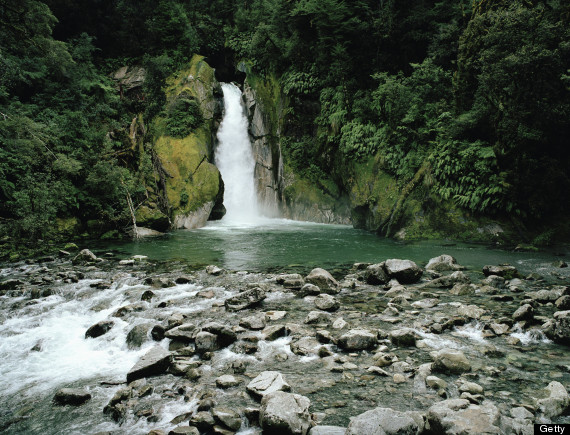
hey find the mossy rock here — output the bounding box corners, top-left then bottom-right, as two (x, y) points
(135, 206), (170, 232)
(153, 55), (224, 228)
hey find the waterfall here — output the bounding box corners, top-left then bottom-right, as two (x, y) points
(215, 83), (259, 221)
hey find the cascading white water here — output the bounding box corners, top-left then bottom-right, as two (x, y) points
(215, 83), (259, 221)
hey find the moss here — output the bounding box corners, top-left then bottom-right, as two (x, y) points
(55, 217), (81, 237)
(101, 230), (120, 240)
(245, 72), (288, 136)
(152, 55), (223, 225)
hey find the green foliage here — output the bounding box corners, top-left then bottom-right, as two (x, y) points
(165, 95), (203, 138)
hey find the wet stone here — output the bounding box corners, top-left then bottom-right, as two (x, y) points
(85, 320), (114, 339)
(126, 346), (171, 383)
(432, 349), (471, 374)
(216, 375), (241, 389)
(338, 329), (377, 351)
(314, 294), (340, 312)
(247, 371), (291, 399)
(54, 388), (92, 406)
(260, 391), (312, 435)
(305, 268), (340, 294)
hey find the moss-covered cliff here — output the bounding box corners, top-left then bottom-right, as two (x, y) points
(148, 55), (225, 230)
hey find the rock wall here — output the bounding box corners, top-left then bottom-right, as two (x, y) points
(242, 72), (351, 224)
(242, 76), (284, 217)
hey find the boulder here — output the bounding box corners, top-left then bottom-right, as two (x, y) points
(247, 371), (291, 399)
(259, 391), (312, 435)
(190, 411), (216, 432)
(384, 259), (423, 284)
(206, 265), (223, 275)
(216, 375), (241, 389)
(389, 328), (418, 347)
(126, 323), (151, 349)
(426, 399), (501, 434)
(298, 283), (321, 297)
(305, 311), (332, 325)
(85, 320), (114, 339)
(457, 304), (486, 320)
(225, 287), (266, 311)
(165, 323), (197, 343)
(195, 331), (218, 352)
(262, 324), (287, 340)
(72, 249), (98, 265)
(346, 407), (424, 435)
(426, 255), (464, 272)
(290, 337), (319, 356)
(537, 381), (569, 418)
(546, 310), (570, 345)
(513, 304), (534, 322)
(240, 314), (267, 330)
(528, 288), (564, 303)
(202, 322), (237, 347)
(556, 295), (570, 310)
(54, 388), (92, 406)
(212, 407), (242, 431)
(309, 426), (346, 435)
(365, 263), (389, 285)
(432, 349), (471, 374)
(305, 268), (339, 294)
(314, 294), (340, 312)
(126, 346), (171, 383)
(337, 329), (377, 351)
(425, 271), (470, 288)
(482, 264), (517, 278)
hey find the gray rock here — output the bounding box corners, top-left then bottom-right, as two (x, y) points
(260, 391), (312, 435)
(309, 426), (346, 435)
(212, 407), (242, 431)
(337, 329), (377, 351)
(305, 268), (340, 294)
(202, 322), (237, 347)
(457, 304), (486, 320)
(365, 263), (389, 285)
(425, 271), (470, 288)
(555, 295), (570, 310)
(168, 426), (199, 435)
(240, 314), (266, 330)
(126, 346), (171, 383)
(427, 399), (501, 434)
(72, 249), (98, 265)
(384, 259), (423, 284)
(426, 255), (464, 272)
(225, 287), (266, 311)
(195, 331), (218, 352)
(247, 371), (291, 399)
(481, 275), (505, 288)
(165, 323), (197, 343)
(305, 311), (332, 325)
(483, 264), (517, 277)
(262, 324), (287, 340)
(190, 411), (216, 432)
(346, 407), (424, 435)
(432, 349), (471, 374)
(126, 323), (151, 349)
(389, 328), (418, 347)
(206, 265), (223, 275)
(290, 337), (319, 356)
(314, 294), (340, 312)
(0, 279), (24, 290)
(513, 304), (534, 322)
(546, 310), (570, 344)
(449, 283), (476, 295)
(54, 388), (92, 406)
(298, 283), (321, 297)
(216, 375), (241, 389)
(85, 320), (114, 339)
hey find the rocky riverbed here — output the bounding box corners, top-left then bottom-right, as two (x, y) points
(0, 250), (569, 434)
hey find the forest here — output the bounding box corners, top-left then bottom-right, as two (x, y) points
(1, 0), (569, 253)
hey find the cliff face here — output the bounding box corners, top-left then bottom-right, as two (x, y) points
(151, 55), (225, 230)
(242, 71), (351, 224)
(243, 70), (512, 242)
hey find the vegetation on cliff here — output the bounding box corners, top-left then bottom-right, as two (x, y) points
(1, 0), (569, 252)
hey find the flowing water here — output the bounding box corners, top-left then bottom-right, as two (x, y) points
(215, 83), (259, 221)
